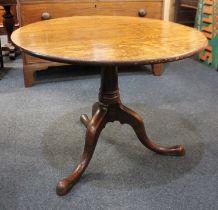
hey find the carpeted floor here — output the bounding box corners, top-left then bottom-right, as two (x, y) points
(0, 55), (218, 210)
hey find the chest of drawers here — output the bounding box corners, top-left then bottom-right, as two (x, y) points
(17, 0), (164, 87)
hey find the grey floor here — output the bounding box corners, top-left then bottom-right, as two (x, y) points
(0, 54), (218, 210)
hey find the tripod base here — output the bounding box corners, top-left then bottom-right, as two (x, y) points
(56, 66), (185, 196)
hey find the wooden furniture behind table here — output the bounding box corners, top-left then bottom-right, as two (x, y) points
(0, 38), (3, 68)
(17, 0), (164, 87)
(0, 0), (19, 59)
(0, 3), (18, 33)
(174, 0), (198, 26)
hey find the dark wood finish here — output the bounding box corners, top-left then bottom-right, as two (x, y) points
(0, 6), (17, 29)
(0, 0), (18, 59)
(56, 66), (185, 196)
(2, 5), (14, 43)
(0, 38), (3, 68)
(180, 0), (198, 9)
(175, 0), (198, 27)
(11, 16), (207, 196)
(0, 0), (16, 4)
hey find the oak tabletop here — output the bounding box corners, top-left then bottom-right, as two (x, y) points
(11, 16), (207, 65)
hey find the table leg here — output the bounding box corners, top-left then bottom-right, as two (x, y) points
(117, 104), (185, 156)
(56, 66), (185, 196)
(56, 106), (107, 196)
(152, 63), (164, 76)
(80, 102), (100, 128)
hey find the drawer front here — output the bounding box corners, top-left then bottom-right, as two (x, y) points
(19, 0), (162, 3)
(19, 2), (163, 25)
(95, 2), (162, 18)
(20, 1), (162, 64)
(20, 3), (95, 26)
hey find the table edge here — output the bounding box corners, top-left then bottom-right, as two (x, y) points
(14, 41), (207, 66)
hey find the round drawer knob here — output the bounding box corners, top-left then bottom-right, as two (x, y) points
(138, 9), (147, 17)
(41, 12), (51, 20)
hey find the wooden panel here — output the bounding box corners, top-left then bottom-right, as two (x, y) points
(18, 0), (161, 3)
(19, 3), (95, 25)
(174, 0), (197, 26)
(98, 0), (162, 2)
(18, 0), (95, 3)
(180, 0), (198, 9)
(95, 2), (162, 18)
(24, 54), (50, 64)
(19, 2), (162, 26)
(0, 7), (4, 24)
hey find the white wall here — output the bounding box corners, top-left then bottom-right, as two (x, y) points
(163, 0), (175, 21)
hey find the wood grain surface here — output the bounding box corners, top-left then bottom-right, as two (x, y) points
(11, 16), (208, 65)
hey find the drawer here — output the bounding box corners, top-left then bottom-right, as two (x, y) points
(19, 3), (96, 25)
(19, 2), (163, 26)
(95, 2), (163, 18)
(19, 0), (162, 3)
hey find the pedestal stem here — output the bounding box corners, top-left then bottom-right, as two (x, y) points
(99, 66), (120, 104)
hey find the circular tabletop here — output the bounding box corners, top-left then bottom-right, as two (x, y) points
(11, 16), (207, 65)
